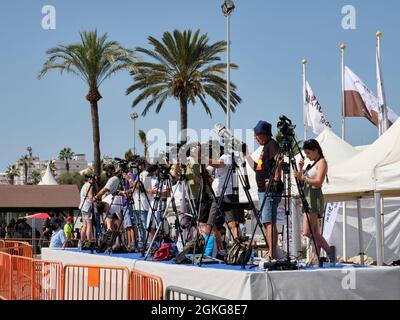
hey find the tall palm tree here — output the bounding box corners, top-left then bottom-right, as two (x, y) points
(138, 129), (149, 163)
(18, 155), (33, 185)
(126, 29), (241, 145)
(38, 30), (135, 177)
(5, 164), (20, 185)
(59, 147), (75, 175)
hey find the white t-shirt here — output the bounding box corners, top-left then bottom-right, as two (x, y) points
(104, 176), (120, 196)
(102, 194), (123, 215)
(79, 182), (92, 213)
(213, 154), (236, 197)
(132, 171), (152, 211)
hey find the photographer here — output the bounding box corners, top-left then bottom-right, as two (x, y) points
(245, 121), (283, 260)
(170, 143), (203, 242)
(294, 139), (336, 265)
(124, 163), (152, 251)
(207, 143), (244, 242)
(79, 175), (95, 243)
(146, 165), (171, 243)
(120, 170), (139, 252)
(93, 164), (124, 232)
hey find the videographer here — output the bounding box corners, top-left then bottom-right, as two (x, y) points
(146, 164), (171, 244)
(93, 164), (124, 232)
(124, 162), (152, 251)
(79, 175), (95, 243)
(207, 143), (244, 242)
(245, 121), (283, 260)
(293, 139), (336, 265)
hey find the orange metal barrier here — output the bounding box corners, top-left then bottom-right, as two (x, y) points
(63, 264), (130, 300)
(33, 260), (64, 300)
(0, 252), (12, 300)
(0, 240), (4, 249)
(129, 269), (163, 300)
(0, 241), (32, 258)
(10, 255), (33, 300)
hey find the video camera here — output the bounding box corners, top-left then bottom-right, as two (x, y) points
(213, 123), (247, 154)
(84, 173), (97, 179)
(277, 115), (296, 137)
(114, 156), (145, 174)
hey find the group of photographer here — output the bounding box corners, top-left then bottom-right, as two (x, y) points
(75, 117), (335, 265)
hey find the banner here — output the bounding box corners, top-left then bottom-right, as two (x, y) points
(304, 81), (332, 135)
(322, 202), (341, 242)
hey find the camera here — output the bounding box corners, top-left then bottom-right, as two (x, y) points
(277, 115), (296, 137)
(84, 173), (97, 179)
(114, 156), (146, 175)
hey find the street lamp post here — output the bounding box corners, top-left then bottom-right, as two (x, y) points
(130, 113), (139, 155)
(221, 0), (235, 130)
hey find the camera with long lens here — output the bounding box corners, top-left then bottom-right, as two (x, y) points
(84, 173), (97, 179)
(277, 115), (296, 137)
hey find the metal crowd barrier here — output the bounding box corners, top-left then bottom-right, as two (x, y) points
(32, 260), (64, 300)
(130, 269), (163, 300)
(63, 264), (130, 300)
(165, 286), (228, 300)
(0, 240), (33, 258)
(0, 252), (12, 300)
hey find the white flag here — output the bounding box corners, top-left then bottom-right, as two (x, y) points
(322, 202), (341, 242)
(304, 81), (332, 135)
(345, 66), (398, 127)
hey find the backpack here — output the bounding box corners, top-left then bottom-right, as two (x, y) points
(96, 230), (126, 253)
(152, 242), (173, 261)
(224, 239), (251, 265)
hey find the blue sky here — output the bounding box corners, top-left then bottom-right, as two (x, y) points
(1, 0), (400, 171)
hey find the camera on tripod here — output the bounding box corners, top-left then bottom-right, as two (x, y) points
(114, 156), (145, 175)
(84, 173), (97, 179)
(277, 115), (296, 138)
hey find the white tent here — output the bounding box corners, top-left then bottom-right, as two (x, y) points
(38, 163), (58, 185)
(323, 119), (400, 201)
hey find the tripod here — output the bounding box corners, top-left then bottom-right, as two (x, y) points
(143, 167), (187, 260)
(249, 134), (322, 270)
(198, 150), (269, 267)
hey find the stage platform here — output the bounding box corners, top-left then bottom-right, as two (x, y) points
(41, 248), (400, 300)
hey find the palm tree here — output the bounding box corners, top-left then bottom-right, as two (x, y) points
(38, 30), (135, 177)
(126, 29), (241, 145)
(18, 155), (33, 184)
(138, 129), (149, 163)
(29, 171), (42, 185)
(59, 147), (75, 175)
(5, 164), (20, 185)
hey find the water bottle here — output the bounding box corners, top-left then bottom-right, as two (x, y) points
(78, 240), (82, 251)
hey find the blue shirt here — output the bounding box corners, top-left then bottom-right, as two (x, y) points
(49, 228), (66, 248)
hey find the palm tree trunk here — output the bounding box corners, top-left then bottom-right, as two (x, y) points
(66, 159), (70, 175)
(24, 165), (28, 185)
(180, 96), (188, 145)
(87, 89), (102, 178)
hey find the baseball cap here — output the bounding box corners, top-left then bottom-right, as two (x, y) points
(66, 216), (73, 223)
(254, 121), (272, 136)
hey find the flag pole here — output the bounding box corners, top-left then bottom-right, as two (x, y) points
(302, 58), (308, 141)
(340, 43), (348, 261)
(376, 31), (389, 134)
(340, 43), (346, 140)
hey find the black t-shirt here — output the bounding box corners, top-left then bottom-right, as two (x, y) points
(255, 139), (279, 192)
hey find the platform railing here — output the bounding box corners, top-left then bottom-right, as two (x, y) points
(165, 286), (228, 300)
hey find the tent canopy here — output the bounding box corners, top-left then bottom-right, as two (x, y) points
(323, 119), (400, 201)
